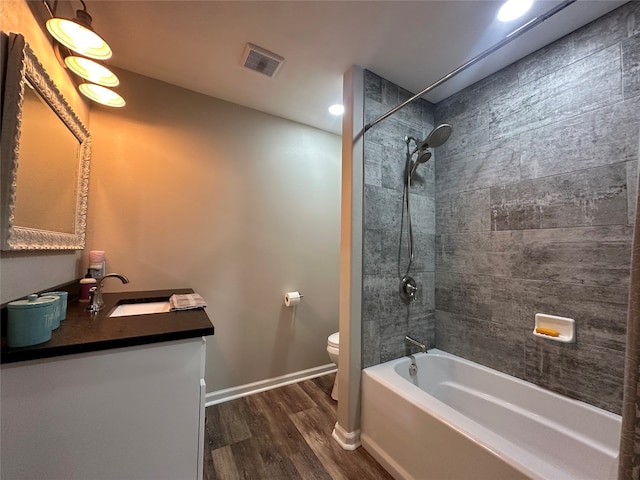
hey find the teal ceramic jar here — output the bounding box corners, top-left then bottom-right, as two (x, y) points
(41, 291), (68, 329)
(7, 294), (56, 347)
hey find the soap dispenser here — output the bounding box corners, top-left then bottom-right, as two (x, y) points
(79, 269), (97, 302)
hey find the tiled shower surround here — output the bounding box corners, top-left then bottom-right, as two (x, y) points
(362, 1), (640, 414)
(362, 73), (436, 368)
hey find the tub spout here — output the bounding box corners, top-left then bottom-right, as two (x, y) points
(405, 335), (427, 354)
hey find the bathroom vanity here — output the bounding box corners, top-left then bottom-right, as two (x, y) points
(1, 288), (214, 480)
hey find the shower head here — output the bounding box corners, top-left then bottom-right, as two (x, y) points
(418, 124), (452, 150)
(409, 149), (431, 178)
(406, 131), (435, 179)
(416, 149), (432, 165)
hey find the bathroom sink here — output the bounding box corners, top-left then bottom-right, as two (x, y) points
(109, 301), (171, 317)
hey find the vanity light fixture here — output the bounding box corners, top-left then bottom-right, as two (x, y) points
(45, 0), (112, 60)
(78, 83), (126, 107)
(64, 56), (119, 87)
(45, 0), (125, 107)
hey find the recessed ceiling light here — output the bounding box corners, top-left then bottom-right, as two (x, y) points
(329, 104), (344, 115)
(497, 0), (534, 22)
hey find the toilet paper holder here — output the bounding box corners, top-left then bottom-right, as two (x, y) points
(284, 291), (303, 307)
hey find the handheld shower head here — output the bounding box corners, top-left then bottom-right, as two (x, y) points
(418, 148), (432, 162)
(409, 149), (431, 178)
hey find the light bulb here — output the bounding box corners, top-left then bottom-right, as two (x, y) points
(65, 56), (119, 87)
(79, 83), (125, 107)
(46, 17), (112, 60)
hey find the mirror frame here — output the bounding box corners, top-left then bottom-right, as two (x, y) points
(1, 33), (91, 250)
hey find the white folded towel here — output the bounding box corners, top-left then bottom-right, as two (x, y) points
(170, 293), (207, 311)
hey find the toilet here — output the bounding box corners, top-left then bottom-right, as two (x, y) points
(327, 332), (339, 401)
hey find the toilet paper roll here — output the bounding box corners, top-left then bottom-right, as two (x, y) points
(284, 292), (302, 307)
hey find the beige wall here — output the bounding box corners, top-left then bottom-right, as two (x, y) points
(1, 0), (341, 392)
(0, 0), (88, 303)
(87, 68), (341, 391)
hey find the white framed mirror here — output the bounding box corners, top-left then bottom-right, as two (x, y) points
(1, 32), (91, 250)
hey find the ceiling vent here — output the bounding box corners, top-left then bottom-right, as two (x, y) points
(241, 43), (284, 78)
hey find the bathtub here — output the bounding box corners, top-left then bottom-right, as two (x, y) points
(361, 349), (621, 480)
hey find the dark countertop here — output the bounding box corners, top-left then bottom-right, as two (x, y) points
(1, 288), (214, 365)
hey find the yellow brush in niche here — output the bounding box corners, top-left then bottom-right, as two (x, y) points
(535, 327), (560, 337)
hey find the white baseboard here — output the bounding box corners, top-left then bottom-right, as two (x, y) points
(205, 363), (337, 406)
(332, 422), (361, 450)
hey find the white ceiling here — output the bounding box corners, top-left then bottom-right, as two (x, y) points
(81, 0), (627, 135)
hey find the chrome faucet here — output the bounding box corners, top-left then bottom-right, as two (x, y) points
(405, 335), (427, 354)
(87, 273), (129, 313)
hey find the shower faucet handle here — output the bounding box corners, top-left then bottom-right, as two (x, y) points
(400, 276), (418, 302)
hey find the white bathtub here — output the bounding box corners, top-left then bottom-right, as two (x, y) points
(361, 349), (621, 480)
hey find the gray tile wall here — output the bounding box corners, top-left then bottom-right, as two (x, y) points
(362, 71), (436, 367)
(433, 1), (640, 414)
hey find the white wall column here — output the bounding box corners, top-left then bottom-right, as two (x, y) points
(332, 65), (364, 450)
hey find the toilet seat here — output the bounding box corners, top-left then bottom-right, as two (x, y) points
(326, 332), (340, 401)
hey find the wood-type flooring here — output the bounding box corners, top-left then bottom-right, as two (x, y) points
(203, 373), (394, 480)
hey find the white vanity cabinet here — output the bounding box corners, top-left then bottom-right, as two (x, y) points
(1, 337), (207, 480)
